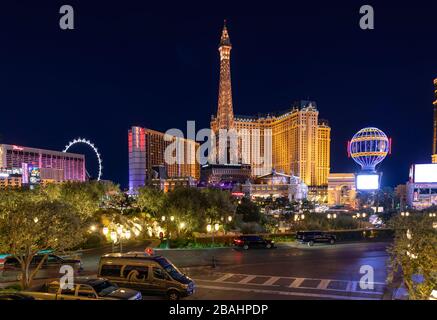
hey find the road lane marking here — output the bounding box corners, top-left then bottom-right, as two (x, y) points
(238, 275), (257, 284)
(213, 272), (385, 285)
(263, 276), (280, 286)
(317, 279), (330, 290)
(214, 273), (235, 282)
(289, 278), (305, 288)
(197, 274), (385, 295)
(195, 284), (381, 300)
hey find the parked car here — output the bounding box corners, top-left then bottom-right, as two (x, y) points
(98, 251), (195, 300)
(233, 236), (275, 250)
(0, 253), (82, 281)
(296, 231), (336, 246)
(23, 277), (142, 300)
(0, 293), (35, 300)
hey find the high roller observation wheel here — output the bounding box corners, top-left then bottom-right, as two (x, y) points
(63, 138), (102, 181)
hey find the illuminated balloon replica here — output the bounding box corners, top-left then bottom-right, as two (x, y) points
(348, 127), (391, 190)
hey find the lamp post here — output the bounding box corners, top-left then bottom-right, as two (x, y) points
(401, 211), (410, 217)
(103, 225), (132, 253)
(110, 231), (117, 253)
(161, 215), (175, 249)
(207, 224), (213, 245)
(117, 226), (124, 253)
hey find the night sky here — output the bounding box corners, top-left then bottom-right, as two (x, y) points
(1, 1), (437, 189)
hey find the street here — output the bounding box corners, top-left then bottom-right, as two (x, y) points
(78, 241), (390, 300)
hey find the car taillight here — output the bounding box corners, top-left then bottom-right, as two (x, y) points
(235, 239), (242, 244)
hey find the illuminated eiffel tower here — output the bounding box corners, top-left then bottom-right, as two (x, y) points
(217, 20), (234, 131)
(212, 20), (238, 164)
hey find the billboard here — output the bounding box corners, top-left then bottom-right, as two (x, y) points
(28, 166), (41, 185)
(413, 164), (437, 183)
(356, 174), (379, 190)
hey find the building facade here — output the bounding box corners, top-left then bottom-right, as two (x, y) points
(327, 173), (357, 208)
(242, 170), (308, 202)
(128, 126), (200, 192)
(433, 78), (437, 163)
(210, 22), (331, 186)
(200, 163), (251, 188)
(0, 144), (85, 188)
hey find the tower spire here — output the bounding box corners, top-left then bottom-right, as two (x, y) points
(220, 19), (231, 47)
(217, 20), (234, 130)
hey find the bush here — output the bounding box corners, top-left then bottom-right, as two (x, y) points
(240, 222), (266, 234)
(158, 236), (233, 248)
(81, 233), (105, 249)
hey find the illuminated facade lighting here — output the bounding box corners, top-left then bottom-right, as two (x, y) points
(0, 143), (85, 187)
(210, 21), (331, 186)
(128, 126), (200, 192)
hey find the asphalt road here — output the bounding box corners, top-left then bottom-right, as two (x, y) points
(77, 241), (390, 300)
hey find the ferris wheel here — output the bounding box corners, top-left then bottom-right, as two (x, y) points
(63, 138), (103, 181)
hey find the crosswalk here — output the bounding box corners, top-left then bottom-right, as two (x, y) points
(193, 272), (386, 300)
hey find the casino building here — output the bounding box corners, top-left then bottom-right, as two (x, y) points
(242, 170), (308, 202)
(128, 126), (200, 192)
(210, 22), (331, 187)
(0, 143), (85, 188)
(406, 77), (437, 208)
(432, 77), (437, 163)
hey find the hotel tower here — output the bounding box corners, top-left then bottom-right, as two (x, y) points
(433, 78), (437, 163)
(210, 22), (331, 186)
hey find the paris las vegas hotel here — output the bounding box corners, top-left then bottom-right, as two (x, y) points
(210, 22), (330, 190)
(129, 22), (331, 198)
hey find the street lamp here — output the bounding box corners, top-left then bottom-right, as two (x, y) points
(206, 224), (212, 233)
(170, 216), (175, 222)
(102, 227), (109, 236)
(110, 231), (117, 252)
(227, 215), (233, 222)
(327, 213), (332, 219)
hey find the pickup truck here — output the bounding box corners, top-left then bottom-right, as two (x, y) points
(0, 253), (82, 281)
(23, 277), (142, 300)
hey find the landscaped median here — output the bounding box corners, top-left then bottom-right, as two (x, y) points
(155, 228), (394, 249)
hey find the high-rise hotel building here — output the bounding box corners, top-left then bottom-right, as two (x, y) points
(432, 77), (437, 163)
(0, 144), (85, 188)
(128, 126), (200, 192)
(210, 22), (331, 186)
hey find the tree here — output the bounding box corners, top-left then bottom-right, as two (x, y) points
(387, 214), (437, 299)
(236, 197), (262, 223)
(202, 188), (236, 223)
(163, 187), (205, 234)
(44, 181), (104, 221)
(136, 186), (166, 217)
(0, 189), (83, 288)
